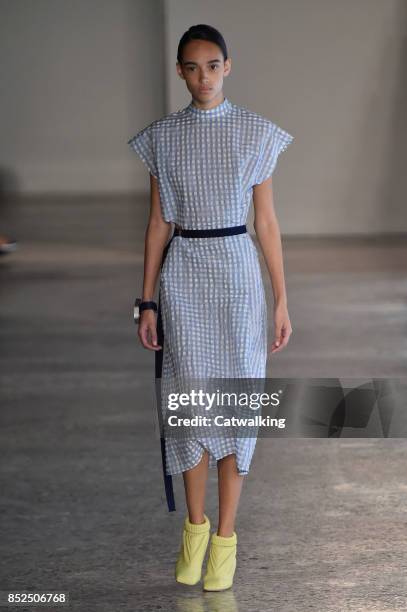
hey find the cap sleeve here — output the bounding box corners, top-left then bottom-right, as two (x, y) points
(127, 124), (158, 179)
(253, 122), (294, 185)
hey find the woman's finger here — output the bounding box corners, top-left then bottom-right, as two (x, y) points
(274, 322), (283, 347)
(138, 322), (162, 350)
(270, 322), (292, 353)
(149, 324), (160, 348)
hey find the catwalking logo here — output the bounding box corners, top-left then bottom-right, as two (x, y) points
(167, 413), (286, 428)
(165, 388), (286, 431)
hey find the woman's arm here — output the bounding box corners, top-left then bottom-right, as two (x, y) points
(252, 177), (293, 353)
(138, 173), (172, 351)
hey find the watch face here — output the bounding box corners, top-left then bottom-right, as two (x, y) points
(134, 298), (142, 323)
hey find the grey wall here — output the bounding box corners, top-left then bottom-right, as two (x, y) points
(0, 0), (165, 194)
(166, 0), (407, 234)
(1, 0), (405, 234)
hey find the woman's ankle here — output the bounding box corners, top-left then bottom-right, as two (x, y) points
(216, 528), (235, 537)
(189, 514), (206, 525)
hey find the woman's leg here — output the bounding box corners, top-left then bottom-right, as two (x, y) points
(182, 448), (210, 523)
(216, 453), (244, 536)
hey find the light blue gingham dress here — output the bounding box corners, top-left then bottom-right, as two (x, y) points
(128, 96), (293, 475)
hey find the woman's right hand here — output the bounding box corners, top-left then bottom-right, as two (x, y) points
(138, 310), (162, 351)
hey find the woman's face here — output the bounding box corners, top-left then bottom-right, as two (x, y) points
(177, 39), (231, 105)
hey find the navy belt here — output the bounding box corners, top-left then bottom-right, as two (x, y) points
(173, 224), (247, 238)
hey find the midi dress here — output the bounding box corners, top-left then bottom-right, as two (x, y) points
(128, 96), (294, 479)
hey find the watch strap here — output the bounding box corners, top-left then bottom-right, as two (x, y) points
(139, 300), (158, 313)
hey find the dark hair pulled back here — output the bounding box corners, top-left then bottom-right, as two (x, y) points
(177, 24), (228, 64)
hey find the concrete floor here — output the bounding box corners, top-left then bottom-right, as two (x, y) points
(1, 195), (407, 611)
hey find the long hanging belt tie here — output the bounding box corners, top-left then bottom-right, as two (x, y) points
(155, 223), (247, 512)
(155, 235), (176, 512)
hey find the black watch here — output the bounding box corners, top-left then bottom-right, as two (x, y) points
(133, 298), (158, 323)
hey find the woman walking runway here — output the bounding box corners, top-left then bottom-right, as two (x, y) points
(128, 23), (294, 591)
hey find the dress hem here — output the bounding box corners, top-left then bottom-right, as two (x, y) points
(165, 442), (250, 476)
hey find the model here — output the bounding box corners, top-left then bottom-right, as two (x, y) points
(128, 24), (294, 591)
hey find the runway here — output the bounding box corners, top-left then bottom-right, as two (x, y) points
(1, 194), (406, 611)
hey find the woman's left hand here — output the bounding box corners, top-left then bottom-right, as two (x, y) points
(270, 301), (293, 354)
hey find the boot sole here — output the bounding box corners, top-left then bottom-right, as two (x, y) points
(203, 585), (233, 591)
(175, 576), (201, 586)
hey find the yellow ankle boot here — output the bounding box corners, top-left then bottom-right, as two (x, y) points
(175, 514), (211, 585)
(203, 531), (237, 591)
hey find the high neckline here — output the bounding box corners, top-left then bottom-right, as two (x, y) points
(186, 96), (232, 118)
